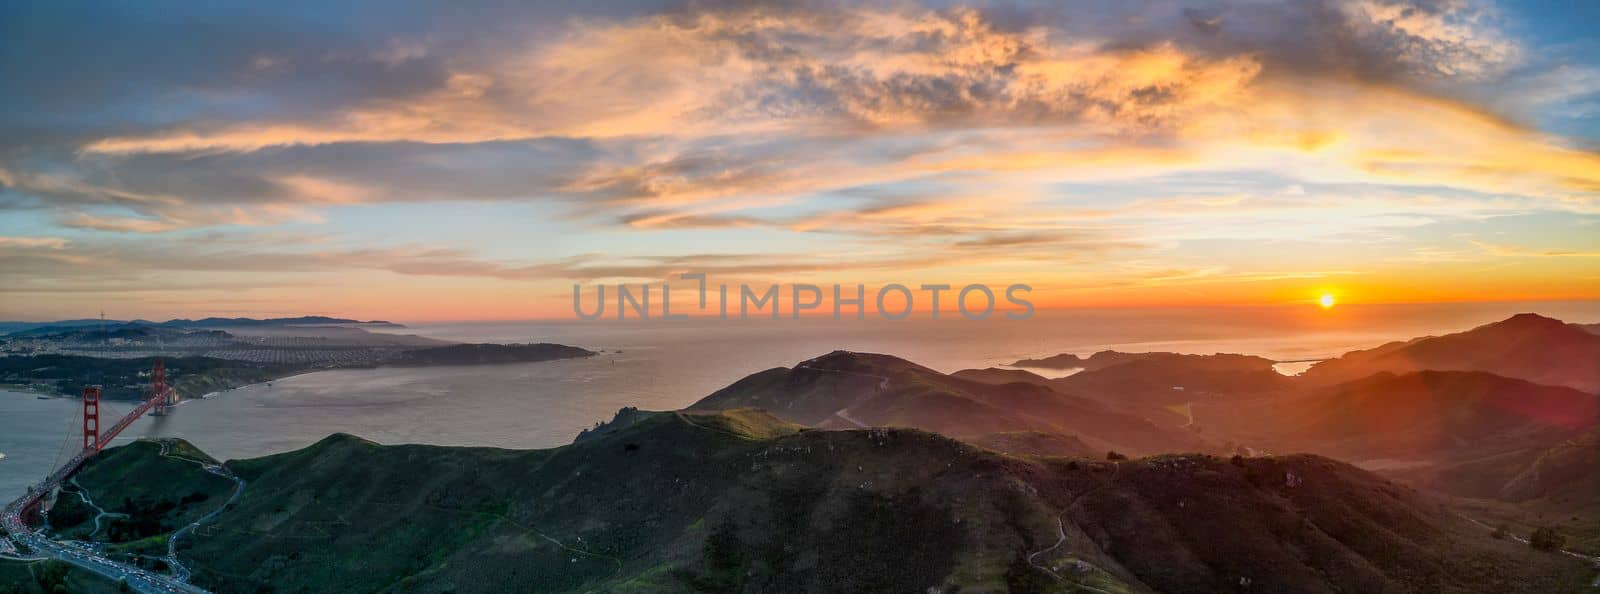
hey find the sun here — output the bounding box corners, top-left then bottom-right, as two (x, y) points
(1319, 294), (1336, 309)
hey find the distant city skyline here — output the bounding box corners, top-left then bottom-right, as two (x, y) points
(3, 0), (1599, 321)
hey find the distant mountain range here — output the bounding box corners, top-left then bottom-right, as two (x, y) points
(1301, 313), (1600, 392)
(1009, 313), (1600, 394)
(689, 350), (1207, 456)
(0, 315), (404, 336)
(696, 314), (1600, 513)
(385, 343), (595, 366)
(4, 323), (228, 340)
(1009, 350), (1171, 371)
(159, 315), (404, 329)
(0, 318), (112, 335)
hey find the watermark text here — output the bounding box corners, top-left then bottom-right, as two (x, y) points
(574, 275), (1032, 320)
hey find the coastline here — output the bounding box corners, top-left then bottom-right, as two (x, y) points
(0, 384), (54, 397)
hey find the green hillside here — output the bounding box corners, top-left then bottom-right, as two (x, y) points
(18, 413), (1591, 593)
(44, 439), (236, 565)
(0, 560), (122, 594)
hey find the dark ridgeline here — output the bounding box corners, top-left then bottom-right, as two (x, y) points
(385, 343), (595, 366)
(44, 414), (1595, 593)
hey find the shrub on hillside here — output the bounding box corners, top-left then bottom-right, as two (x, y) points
(1529, 527), (1565, 551)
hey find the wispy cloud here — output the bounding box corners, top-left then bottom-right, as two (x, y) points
(1, 0), (1597, 316)
(0, 236), (69, 249)
(10, 1), (1595, 229)
(1473, 240), (1600, 258)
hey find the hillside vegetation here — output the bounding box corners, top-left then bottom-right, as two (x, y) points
(45, 439), (235, 563)
(0, 560), (122, 594)
(33, 414), (1594, 593)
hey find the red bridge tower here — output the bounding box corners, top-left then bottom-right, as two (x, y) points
(82, 386), (100, 451)
(151, 358), (170, 416)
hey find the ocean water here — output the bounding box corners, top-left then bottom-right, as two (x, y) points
(2, 301), (1596, 501)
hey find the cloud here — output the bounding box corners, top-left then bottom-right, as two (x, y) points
(17, 1), (1582, 233)
(1, 0), (1597, 314)
(0, 236), (69, 249)
(1472, 240), (1600, 258)
(60, 214), (186, 233)
(0, 231), (1005, 289)
(1339, 0), (1517, 78)
(619, 212), (765, 229)
(73, 5), (1273, 158)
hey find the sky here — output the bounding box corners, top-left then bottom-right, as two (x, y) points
(1, 0), (1598, 321)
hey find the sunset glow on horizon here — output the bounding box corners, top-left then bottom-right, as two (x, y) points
(3, 1), (1599, 321)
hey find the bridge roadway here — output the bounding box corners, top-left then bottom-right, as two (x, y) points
(1, 390), (210, 594)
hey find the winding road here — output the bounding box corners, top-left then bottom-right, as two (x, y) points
(2, 440), (216, 594)
(65, 478), (126, 538)
(1025, 461), (1121, 593)
(156, 441), (246, 584)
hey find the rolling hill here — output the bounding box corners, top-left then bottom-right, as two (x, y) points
(1050, 352), (1293, 413)
(1184, 368), (1600, 521)
(688, 350), (1208, 455)
(1302, 313), (1600, 392)
(950, 367), (1057, 388)
(1395, 427), (1600, 509)
(1284, 371), (1594, 457)
(1201, 370), (1597, 461)
(1010, 351), (1169, 371)
(26, 418), (1595, 593)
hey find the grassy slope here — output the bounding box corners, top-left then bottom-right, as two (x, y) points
(46, 439), (234, 551)
(967, 431), (1100, 458)
(1067, 454), (1591, 593)
(0, 560), (122, 594)
(188, 412), (1043, 593)
(64, 410), (1592, 593)
(1418, 428), (1600, 557)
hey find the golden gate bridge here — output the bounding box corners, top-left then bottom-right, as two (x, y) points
(18, 359), (174, 518)
(1, 359), (201, 593)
